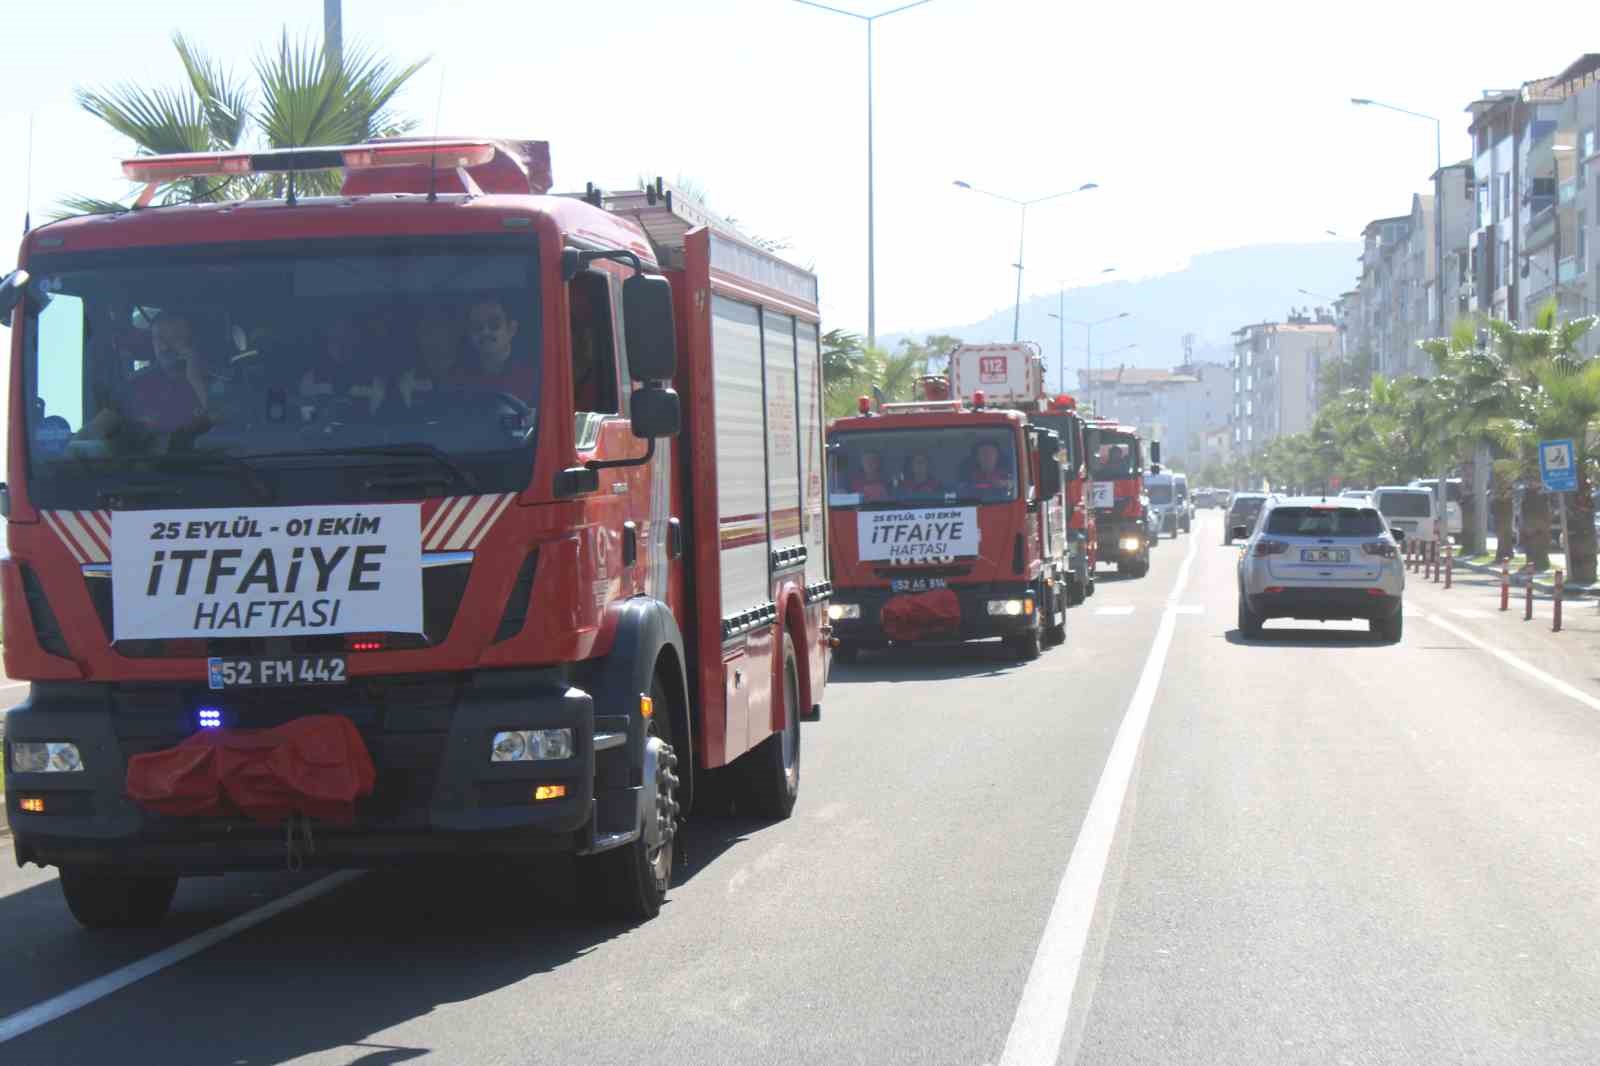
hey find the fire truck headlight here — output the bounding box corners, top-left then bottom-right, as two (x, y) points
(987, 599), (1025, 617)
(10, 741), (84, 773)
(1119, 535), (1142, 552)
(491, 729), (574, 762)
(827, 603), (861, 621)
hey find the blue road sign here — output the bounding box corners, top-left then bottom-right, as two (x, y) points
(1540, 438), (1578, 492)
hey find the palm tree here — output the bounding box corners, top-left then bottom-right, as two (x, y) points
(62, 30), (426, 213)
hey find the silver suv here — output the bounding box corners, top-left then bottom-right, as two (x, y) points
(1234, 496), (1406, 641)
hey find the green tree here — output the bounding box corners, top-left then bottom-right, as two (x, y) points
(62, 30), (427, 214)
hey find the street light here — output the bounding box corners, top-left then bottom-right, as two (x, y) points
(953, 179), (1099, 341)
(1045, 268), (1117, 393)
(1051, 311), (1129, 410)
(1351, 96), (1443, 335)
(794, 0), (932, 348)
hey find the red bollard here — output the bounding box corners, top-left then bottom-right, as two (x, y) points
(1553, 570), (1564, 632)
(1525, 574), (1534, 620)
(1444, 542), (1453, 589)
(1431, 542), (1441, 582)
(1500, 561), (1510, 611)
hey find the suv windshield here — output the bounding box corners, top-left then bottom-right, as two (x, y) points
(1147, 483), (1173, 504)
(1377, 492), (1432, 518)
(1086, 429), (1140, 478)
(1265, 506), (1385, 537)
(21, 238), (540, 508)
(828, 425), (1019, 507)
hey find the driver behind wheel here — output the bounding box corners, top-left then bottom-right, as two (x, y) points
(394, 307), (463, 412)
(461, 297), (534, 400)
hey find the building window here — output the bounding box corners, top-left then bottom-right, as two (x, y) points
(1498, 239), (1511, 290)
(1499, 173), (1513, 220)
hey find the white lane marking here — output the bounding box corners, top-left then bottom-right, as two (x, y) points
(1421, 613), (1600, 715)
(999, 526), (1199, 1066)
(1092, 606), (1135, 617)
(0, 871), (362, 1044)
(1450, 608), (1492, 619)
(1173, 605), (1203, 615)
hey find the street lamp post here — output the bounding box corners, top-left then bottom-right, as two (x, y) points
(1056, 312), (1129, 411)
(1045, 269), (1116, 393)
(794, 1), (932, 348)
(1354, 95), (1454, 546)
(953, 180), (1098, 341)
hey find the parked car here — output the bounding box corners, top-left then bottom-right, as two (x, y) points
(1373, 486), (1438, 547)
(1223, 492), (1270, 545)
(1339, 488), (1372, 503)
(1235, 496), (1406, 641)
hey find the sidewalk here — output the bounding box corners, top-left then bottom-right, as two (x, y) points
(1449, 536), (1600, 598)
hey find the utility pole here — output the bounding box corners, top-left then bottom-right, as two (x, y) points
(325, 0), (343, 69)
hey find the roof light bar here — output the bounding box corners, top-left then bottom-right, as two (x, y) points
(119, 140), (498, 186)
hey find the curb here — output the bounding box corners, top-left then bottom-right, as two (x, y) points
(1452, 556), (1600, 599)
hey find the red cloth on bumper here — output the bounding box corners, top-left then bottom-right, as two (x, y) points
(126, 715), (376, 824)
(879, 587), (961, 641)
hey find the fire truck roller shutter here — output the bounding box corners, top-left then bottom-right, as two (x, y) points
(575, 596), (692, 828)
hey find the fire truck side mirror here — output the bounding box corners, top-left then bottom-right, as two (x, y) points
(623, 273), (678, 381)
(0, 270), (29, 327)
(629, 385), (681, 440)
(1149, 441), (1162, 466)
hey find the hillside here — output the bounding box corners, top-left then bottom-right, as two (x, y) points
(881, 241), (1359, 376)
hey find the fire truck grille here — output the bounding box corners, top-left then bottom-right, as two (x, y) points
(87, 561), (471, 658)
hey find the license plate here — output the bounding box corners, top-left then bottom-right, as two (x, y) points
(1300, 548), (1349, 563)
(890, 577), (947, 593)
(208, 656), (348, 690)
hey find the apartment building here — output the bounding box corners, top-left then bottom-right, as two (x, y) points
(1079, 363), (1230, 471)
(1229, 310), (1340, 455)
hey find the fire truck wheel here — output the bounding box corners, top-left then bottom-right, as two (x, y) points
(59, 867), (178, 929)
(1008, 614), (1042, 661)
(1045, 612), (1068, 646)
(1064, 576), (1084, 607)
(1085, 574), (1096, 597)
(739, 632), (802, 820)
(579, 678), (679, 920)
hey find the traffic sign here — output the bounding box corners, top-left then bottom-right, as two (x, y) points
(1539, 439), (1578, 492)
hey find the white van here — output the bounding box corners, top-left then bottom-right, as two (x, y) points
(1373, 486), (1438, 545)
(1410, 477), (1463, 540)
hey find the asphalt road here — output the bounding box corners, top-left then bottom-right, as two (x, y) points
(3, 510), (1599, 1064)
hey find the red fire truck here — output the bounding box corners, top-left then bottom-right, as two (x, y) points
(1082, 415), (1157, 577)
(0, 140), (830, 927)
(1027, 394), (1097, 605)
(825, 343), (1070, 662)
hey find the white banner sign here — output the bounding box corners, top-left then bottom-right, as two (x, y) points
(1091, 482), (1116, 508)
(111, 504), (424, 640)
(856, 507), (978, 562)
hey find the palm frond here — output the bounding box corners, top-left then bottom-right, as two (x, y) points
(74, 82), (212, 155)
(49, 195), (131, 219)
(172, 32), (251, 148)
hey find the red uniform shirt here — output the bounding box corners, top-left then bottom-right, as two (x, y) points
(129, 369), (203, 432)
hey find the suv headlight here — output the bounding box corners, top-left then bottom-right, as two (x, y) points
(827, 603), (861, 621)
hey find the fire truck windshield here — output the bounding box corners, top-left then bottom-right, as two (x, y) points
(19, 239), (541, 508)
(1086, 429), (1140, 480)
(828, 426), (1018, 507)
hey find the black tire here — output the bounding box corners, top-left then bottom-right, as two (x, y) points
(1237, 596), (1263, 637)
(1044, 589), (1068, 645)
(1085, 574), (1095, 598)
(1372, 605), (1403, 643)
(737, 631), (801, 821)
(1008, 614), (1042, 661)
(1065, 575), (1084, 607)
(578, 676), (680, 921)
(59, 868), (178, 929)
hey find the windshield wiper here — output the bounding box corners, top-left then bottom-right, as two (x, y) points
(249, 443), (480, 493)
(154, 453), (275, 502)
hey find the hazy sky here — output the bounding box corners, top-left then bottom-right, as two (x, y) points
(0, 0), (1586, 339)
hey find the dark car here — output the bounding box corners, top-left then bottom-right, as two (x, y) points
(1224, 492), (1271, 545)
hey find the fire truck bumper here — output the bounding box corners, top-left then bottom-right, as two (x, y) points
(1096, 515), (1148, 563)
(6, 672), (605, 874)
(828, 581), (1040, 646)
